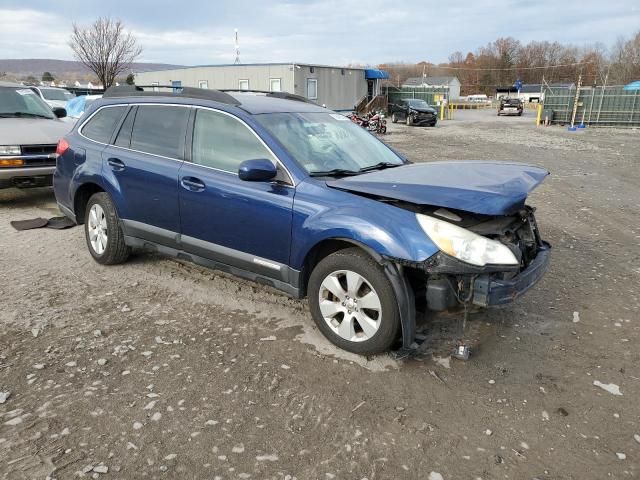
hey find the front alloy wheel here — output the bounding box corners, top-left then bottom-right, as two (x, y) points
(319, 270), (382, 342)
(308, 248), (400, 354)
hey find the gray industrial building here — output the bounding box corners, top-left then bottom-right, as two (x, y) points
(134, 63), (389, 111)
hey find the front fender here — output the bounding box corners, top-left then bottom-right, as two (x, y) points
(290, 181), (439, 270)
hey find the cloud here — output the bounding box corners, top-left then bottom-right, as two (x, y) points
(0, 9), (70, 59)
(0, 1), (639, 66)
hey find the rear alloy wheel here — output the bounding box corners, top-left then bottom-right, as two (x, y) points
(84, 192), (130, 265)
(87, 204), (108, 255)
(308, 248), (400, 354)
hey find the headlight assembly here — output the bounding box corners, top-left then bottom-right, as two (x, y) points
(0, 145), (21, 156)
(416, 213), (518, 267)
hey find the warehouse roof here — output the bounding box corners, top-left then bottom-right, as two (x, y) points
(403, 76), (459, 86)
(136, 62), (375, 73)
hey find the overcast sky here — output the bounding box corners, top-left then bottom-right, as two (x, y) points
(1, 0), (639, 66)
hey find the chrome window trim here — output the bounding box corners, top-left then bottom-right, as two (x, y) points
(192, 105), (294, 186)
(78, 102), (295, 186)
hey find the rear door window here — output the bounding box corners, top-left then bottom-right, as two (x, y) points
(82, 106), (127, 144)
(129, 105), (190, 159)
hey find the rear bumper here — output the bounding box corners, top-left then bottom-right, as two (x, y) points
(472, 242), (551, 306)
(0, 165), (55, 188)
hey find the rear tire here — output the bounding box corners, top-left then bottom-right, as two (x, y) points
(84, 192), (130, 265)
(308, 248), (400, 355)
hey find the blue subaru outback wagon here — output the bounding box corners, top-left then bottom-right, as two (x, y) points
(54, 86), (550, 355)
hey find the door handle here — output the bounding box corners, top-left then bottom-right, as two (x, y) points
(107, 157), (125, 171)
(180, 176), (205, 192)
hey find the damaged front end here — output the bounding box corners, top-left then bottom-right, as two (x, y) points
(392, 205), (551, 312)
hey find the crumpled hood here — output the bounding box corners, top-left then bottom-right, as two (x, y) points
(327, 161), (549, 216)
(0, 117), (71, 146)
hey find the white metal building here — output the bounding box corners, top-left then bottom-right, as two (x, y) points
(402, 76), (462, 99)
(135, 63), (389, 111)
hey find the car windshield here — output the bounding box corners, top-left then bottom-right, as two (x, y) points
(407, 99), (430, 108)
(255, 112), (404, 175)
(0, 87), (56, 119)
(41, 89), (74, 101)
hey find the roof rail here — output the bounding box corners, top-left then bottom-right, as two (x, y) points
(219, 89), (316, 104)
(103, 85), (241, 105)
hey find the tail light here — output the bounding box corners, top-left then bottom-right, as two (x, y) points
(56, 138), (70, 156)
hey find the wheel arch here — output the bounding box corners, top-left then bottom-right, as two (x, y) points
(73, 182), (105, 224)
(299, 237), (382, 297)
(299, 237), (417, 352)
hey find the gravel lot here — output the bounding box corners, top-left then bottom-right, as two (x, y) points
(1, 109), (639, 479)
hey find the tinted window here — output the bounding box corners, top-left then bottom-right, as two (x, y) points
(192, 109), (276, 173)
(82, 106), (126, 143)
(130, 105), (189, 159)
(114, 107), (136, 148)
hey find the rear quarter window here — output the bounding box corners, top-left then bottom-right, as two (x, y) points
(81, 106), (127, 144)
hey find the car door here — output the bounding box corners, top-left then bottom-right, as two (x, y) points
(178, 107), (294, 281)
(399, 100), (409, 118)
(101, 104), (190, 247)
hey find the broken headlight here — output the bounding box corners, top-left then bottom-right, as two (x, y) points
(416, 213), (519, 267)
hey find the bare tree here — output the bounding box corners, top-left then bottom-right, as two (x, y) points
(70, 17), (142, 89)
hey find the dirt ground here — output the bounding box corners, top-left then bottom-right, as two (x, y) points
(1, 109), (639, 480)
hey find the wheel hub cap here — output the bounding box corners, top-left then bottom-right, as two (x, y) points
(318, 270), (382, 343)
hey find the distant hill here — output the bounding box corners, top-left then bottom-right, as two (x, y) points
(0, 58), (184, 80)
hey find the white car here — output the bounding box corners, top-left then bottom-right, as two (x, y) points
(29, 86), (75, 109)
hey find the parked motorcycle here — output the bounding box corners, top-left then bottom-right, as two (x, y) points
(348, 112), (387, 134)
(367, 112), (387, 134)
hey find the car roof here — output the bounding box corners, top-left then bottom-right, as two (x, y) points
(228, 93), (327, 114)
(97, 87), (328, 115)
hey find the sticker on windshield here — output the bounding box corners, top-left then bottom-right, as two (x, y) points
(16, 89), (35, 96)
(329, 113), (350, 121)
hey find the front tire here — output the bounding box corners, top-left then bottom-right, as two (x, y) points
(84, 192), (130, 265)
(391, 113), (398, 123)
(406, 115), (413, 126)
(308, 248), (400, 355)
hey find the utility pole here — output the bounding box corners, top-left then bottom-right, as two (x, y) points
(234, 29), (240, 65)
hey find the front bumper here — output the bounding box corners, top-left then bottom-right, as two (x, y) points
(472, 242), (551, 306)
(422, 242), (551, 311)
(0, 165), (56, 188)
(412, 113), (437, 125)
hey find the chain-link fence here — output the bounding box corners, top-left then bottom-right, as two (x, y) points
(543, 85), (640, 127)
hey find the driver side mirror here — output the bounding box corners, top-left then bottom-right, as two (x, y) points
(238, 158), (277, 182)
(52, 107), (67, 119)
